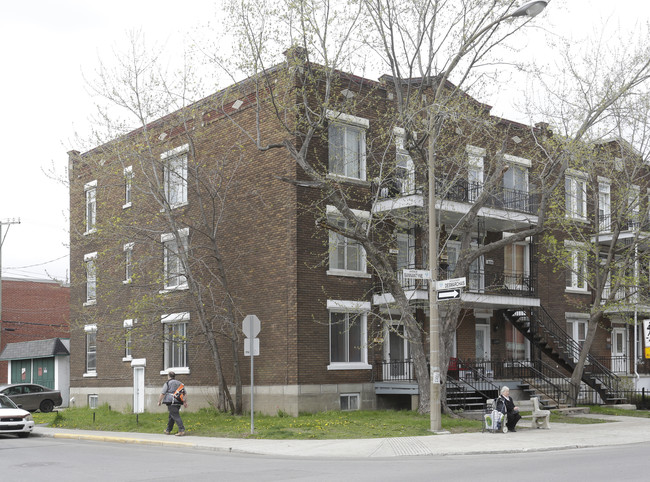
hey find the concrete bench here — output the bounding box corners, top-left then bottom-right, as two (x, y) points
(531, 396), (551, 429)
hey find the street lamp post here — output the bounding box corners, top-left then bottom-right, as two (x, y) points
(428, 1), (548, 433)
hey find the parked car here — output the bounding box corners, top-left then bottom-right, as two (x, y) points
(0, 394), (34, 437)
(0, 383), (63, 412)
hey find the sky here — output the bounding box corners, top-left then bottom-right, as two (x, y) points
(0, 0), (647, 282)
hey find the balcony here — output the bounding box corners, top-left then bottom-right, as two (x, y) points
(373, 177), (538, 231)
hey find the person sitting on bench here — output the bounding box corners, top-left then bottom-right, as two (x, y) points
(497, 386), (521, 432)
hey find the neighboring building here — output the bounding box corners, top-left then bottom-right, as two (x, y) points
(67, 54), (650, 414)
(0, 277), (71, 405)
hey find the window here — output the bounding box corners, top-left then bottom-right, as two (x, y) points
(124, 242), (134, 284)
(627, 185), (641, 230)
(396, 229), (416, 289)
(327, 206), (368, 276)
(566, 315), (588, 361)
(84, 252), (97, 305)
(162, 229), (189, 290)
(327, 110), (368, 180)
(123, 319), (134, 361)
(565, 170), (587, 220)
(394, 128), (415, 195)
(467, 146), (485, 202)
(598, 179), (611, 231)
(504, 242), (530, 291)
(565, 242), (588, 291)
(84, 180), (97, 234)
(84, 324), (97, 376)
(123, 166), (133, 208)
(327, 300), (371, 369)
(161, 312), (189, 373)
(162, 145), (188, 208)
(340, 393), (360, 411)
(503, 155), (530, 211)
(88, 394), (98, 409)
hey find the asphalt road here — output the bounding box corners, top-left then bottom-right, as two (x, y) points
(2, 434), (647, 481)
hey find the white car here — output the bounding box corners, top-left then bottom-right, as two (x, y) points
(0, 394), (34, 438)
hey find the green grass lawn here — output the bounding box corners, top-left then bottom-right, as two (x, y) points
(32, 405), (621, 439)
(33, 405), (481, 439)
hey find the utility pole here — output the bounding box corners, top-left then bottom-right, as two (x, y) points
(0, 218), (21, 351)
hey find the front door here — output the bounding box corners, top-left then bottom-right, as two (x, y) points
(475, 324), (491, 360)
(384, 323), (410, 380)
(32, 357), (55, 388)
(611, 327), (628, 374)
(11, 359), (32, 384)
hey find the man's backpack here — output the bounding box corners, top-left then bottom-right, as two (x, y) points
(172, 383), (186, 404)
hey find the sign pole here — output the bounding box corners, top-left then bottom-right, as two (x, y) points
(250, 342), (254, 434)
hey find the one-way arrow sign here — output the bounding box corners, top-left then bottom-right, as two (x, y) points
(437, 289), (460, 301)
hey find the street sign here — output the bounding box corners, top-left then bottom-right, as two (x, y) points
(242, 314), (261, 338)
(644, 320), (650, 359)
(437, 289), (461, 301)
(244, 338), (260, 356)
(437, 277), (466, 290)
(402, 269), (431, 279)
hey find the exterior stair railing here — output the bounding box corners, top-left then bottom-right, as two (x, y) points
(503, 305), (625, 404)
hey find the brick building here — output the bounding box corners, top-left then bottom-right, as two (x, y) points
(67, 54), (650, 414)
(0, 278), (70, 394)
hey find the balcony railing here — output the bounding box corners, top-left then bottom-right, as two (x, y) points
(375, 177), (538, 215)
(598, 213), (650, 233)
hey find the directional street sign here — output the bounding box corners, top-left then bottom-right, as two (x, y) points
(437, 289), (461, 301)
(436, 277), (466, 290)
(402, 269), (431, 280)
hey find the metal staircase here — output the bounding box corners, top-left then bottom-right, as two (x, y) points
(502, 306), (626, 405)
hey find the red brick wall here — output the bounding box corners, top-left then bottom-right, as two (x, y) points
(0, 278), (70, 383)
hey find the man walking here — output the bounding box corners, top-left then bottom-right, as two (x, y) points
(157, 371), (188, 436)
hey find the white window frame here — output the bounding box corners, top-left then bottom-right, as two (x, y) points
(123, 242), (134, 284)
(162, 144), (189, 209)
(340, 393), (360, 411)
(394, 127), (415, 195)
(565, 169), (588, 221)
(327, 300), (371, 370)
(161, 228), (189, 292)
(84, 252), (97, 306)
(627, 185), (641, 230)
(84, 324), (98, 377)
(327, 110), (368, 181)
(161, 312), (190, 374)
(123, 166), (133, 209)
(565, 241), (588, 293)
(503, 238), (530, 291)
(123, 319), (135, 361)
(326, 206), (370, 278)
(467, 145), (486, 203)
(566, 313), (589, 362)
(598, 178), (611, 231)
(84, 180), (97, 234)
(503, 154), (530, 211)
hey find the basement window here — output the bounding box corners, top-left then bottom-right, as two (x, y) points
(340, 393), (360, 411)
(88, 394), (98, 409)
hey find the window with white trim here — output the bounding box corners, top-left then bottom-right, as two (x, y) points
(627, 185), (641, 230)
(566, 314), (588, 361)
(327, 206), (368, 276)
(598, 179), (611, 231)
(565, 170), (587, 220)
(84, 180), (97, 234)
(394, 128), (415, 195)
(467, 146), (485, 203)
(124, 166), (133, 208)
(84, 252), (97, 305)
(162, 229), (189, 290)
(503, 155), (530, 211)
(327, 300), (371, 369)
(327, 110), (368, 180)
(123, 319), (134, 361)
(162, 145), (188, 208)
(124, 242), (134, 284)
(84, 324), (97, 375)
(162, 312), (189, 372)
(340, 393), (360, 411)
(565, 242), (588, 292)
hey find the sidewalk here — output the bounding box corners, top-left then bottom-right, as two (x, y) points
(32, 414), (650, 458)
